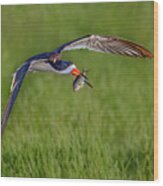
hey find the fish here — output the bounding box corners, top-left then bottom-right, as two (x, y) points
(73, 71), (93, 92)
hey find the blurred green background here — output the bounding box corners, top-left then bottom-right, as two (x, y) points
(1, 2), (154, 180)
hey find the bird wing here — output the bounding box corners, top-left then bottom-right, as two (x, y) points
(56, 34), (153, 58)
(1, 62), (30, 135)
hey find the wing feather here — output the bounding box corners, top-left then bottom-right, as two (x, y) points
(1, 62), (30, 135)
(57, 35), (153, 58)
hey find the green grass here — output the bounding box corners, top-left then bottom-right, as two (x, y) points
(1, 2), (154, 180)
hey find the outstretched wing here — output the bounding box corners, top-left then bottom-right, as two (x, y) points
(56, 35), (153, 58)
(1, 62), (30, 135)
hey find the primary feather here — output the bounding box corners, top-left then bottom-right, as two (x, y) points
(57, 34), (153, 58)
(1, 62), (30, 134)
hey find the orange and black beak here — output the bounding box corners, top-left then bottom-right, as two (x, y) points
(70, 68), (81, 78)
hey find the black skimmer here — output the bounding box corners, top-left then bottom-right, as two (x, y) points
(1, 34), (153, 135)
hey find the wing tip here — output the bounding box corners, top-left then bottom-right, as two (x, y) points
(143, 50), (153, 59)
(121, 38), (153, 59)
(136, 47), (153, 59)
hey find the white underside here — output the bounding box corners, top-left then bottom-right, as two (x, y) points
(29, 59), (76, 74)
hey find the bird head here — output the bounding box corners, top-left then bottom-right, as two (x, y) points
(49, 53), (61, 63)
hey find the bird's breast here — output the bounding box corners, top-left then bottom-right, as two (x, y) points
(29, 59), (75, 75)
(49, 60), (75, 74)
